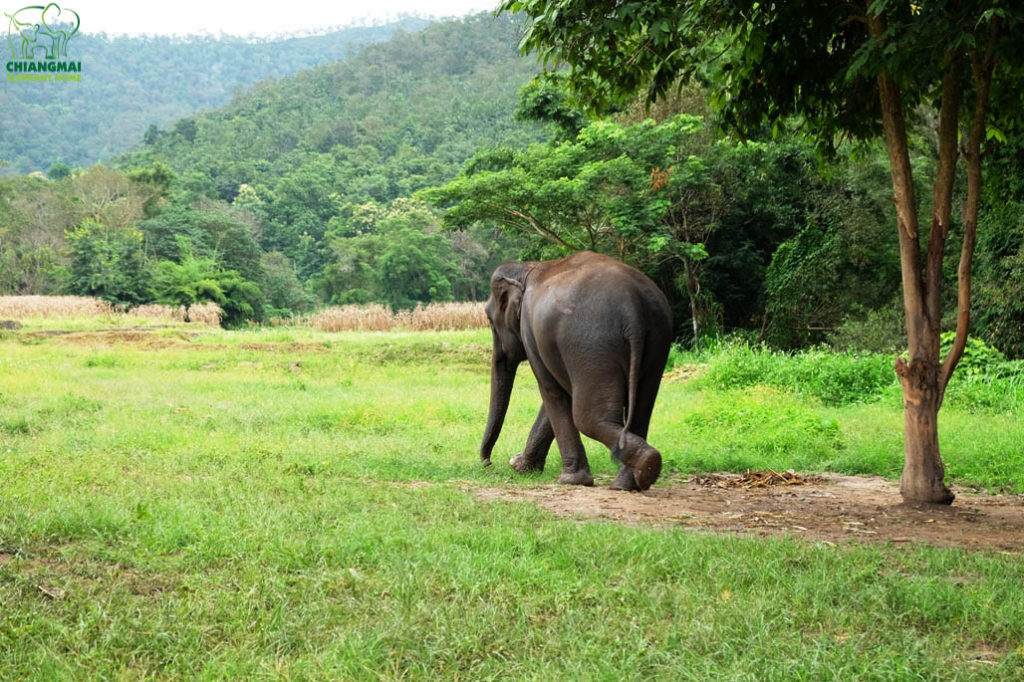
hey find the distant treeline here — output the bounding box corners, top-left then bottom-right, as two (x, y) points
(0, 18), (430, 173)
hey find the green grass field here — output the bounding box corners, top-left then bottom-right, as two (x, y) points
(1, 324), (1023, 679)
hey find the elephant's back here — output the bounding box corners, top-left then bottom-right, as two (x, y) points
(530, 251), (670, 328)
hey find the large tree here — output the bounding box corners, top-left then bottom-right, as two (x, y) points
(503, 0), (1024, 503)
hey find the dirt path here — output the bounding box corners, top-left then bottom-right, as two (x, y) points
(474, 473), (1024, 552)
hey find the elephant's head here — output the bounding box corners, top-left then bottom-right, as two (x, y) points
(480, 261), (530, 465)
(41, 3), (78, 35)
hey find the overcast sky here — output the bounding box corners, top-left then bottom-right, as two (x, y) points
(58, 0), (499, 37)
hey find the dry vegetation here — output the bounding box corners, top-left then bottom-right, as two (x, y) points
(0, 295), (113, 319)
(0, 296), (481, 331)
(293, 302), (487, 332)
(127, 304), (186, 322)
(0, 296), (222, 326)
(185, 302), (223, 326)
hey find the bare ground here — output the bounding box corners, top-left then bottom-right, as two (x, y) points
(473, 473), (1024, 552)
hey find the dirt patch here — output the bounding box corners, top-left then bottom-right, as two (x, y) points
(50, 329), (195, 348)
(662, 363), (707, 383)
(473, 473), (1024, 552)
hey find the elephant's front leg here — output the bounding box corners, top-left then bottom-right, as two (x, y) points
(538, 387), (594, 486)
(510, 405), (553, 473)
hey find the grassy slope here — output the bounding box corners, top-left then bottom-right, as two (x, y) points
(1, 327), (1022, 678)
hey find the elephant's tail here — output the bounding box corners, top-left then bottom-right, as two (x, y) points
(614, 326), (643, 459)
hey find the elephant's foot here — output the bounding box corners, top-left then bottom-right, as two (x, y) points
(556, 468), (594, 486)
(609, 466), (638, 491)
(509, 452), (545, 473)
(631, 448), (662, 491)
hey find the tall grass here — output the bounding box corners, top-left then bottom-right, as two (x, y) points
(676, 339), (1024, 412)
(295, 302), (487, 332)
(127, 304), (186, 322)
(0, 295), (224, 326)
(185, 302), (222, 326)
(0, 295), (113, 319)
(0, 295), (222, 326)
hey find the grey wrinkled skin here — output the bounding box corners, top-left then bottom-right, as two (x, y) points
(479, 251), (672, 491)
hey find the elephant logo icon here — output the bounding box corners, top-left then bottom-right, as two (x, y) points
(6, 3), (79, 60)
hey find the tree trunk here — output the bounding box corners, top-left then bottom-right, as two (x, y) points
(869, 12), (954, 504)
(895, 358), (954, 504)
(683, 259), (700, 340)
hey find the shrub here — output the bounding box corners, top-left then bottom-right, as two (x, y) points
(940, 331), (1004, 375)
(701, 341), (897, 405)
(828, 303), (906, 353)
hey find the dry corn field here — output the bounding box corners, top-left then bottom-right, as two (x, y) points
(0, 296), (480, 331)
(185, 302), (223, 326)
(0, 295), (113, 318)
(128, 304), (187, 322)
(0, 296), (222, 325)
(295, 302), (487, 332)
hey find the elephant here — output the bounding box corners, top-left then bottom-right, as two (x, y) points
(6, 3), (79, 60)
(480, 251), (672, 491)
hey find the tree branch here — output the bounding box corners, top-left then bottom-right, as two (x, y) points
(868, 12), (926, 358)
(924, 52), (961, 348)
(482, 201), (580, 251)
(940, 22), (999, 393)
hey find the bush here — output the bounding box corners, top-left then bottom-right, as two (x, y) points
(940, 331), (1004, 375)
(828, 303), (906, 353)
(690, 337), (1023, 413)
(700, 341), (897, 405)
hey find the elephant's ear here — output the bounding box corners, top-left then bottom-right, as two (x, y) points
(496, 275), (523, 332)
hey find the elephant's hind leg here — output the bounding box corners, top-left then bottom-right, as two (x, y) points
(536, 384), (593, 486)
(572, 386), (662, 491)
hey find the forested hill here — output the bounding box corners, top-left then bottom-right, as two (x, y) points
(117, 12), (543, 212)
(0, 18), (430, 173)
(0, 12), (550, 321)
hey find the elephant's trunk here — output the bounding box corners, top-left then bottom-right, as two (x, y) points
(480, 351), (517, 466)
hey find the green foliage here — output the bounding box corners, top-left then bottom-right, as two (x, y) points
(514, 73), (587, 139)
(259, 252), (313, 318)
(64, 220), (150, 304)
(5, 7), (1024, 344)
(828, 302), (906, 354)
(940, 332), (1005, 375)
(426, 113), (706, 260)
(429, 115), (827, 341)
(151, 256), (264, 327)
(764, 150), (900, 347)
(974, 199), (1024, 358)
(151, 257), (227, 308)
(315, 200), (503, 309)
(943, 361), (1024, 412)
(503, 1), (1024, 152)
(119, 13), (546, 261)
(698, 341), (898, 406)
(501, 0), (1024, 369)
(139, 206), (263, 281)
(46, 163), (71, 181)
